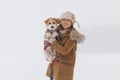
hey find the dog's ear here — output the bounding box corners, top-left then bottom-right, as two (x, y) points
(53, 18), (60, 24)
(55, 18), (60, 24)
(44, 18), (49, 24)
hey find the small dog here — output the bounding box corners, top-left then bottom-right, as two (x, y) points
(44, 17), (60, 62)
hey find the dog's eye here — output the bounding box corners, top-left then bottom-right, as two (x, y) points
(53, 22), (55, 24)
(49, 22), (51, 24)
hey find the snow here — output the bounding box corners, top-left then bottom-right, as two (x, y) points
(0, 0), (120, 80)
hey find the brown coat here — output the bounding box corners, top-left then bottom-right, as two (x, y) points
(46, 27), (85, 80)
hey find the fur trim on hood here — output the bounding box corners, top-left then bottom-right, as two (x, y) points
(69, 29), (85, 43)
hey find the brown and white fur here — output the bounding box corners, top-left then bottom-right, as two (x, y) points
(44, 17), (60, 62)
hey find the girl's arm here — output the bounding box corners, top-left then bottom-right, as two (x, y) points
(52, 39), (77, 56)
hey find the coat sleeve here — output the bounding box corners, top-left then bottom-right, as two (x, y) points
(52, 39), (77, 56)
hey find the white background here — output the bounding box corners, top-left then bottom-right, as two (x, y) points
(0, 0), (120, 80)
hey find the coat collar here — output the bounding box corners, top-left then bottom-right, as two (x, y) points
(59, 27), (85, 43)
(69, 29), (85, 43)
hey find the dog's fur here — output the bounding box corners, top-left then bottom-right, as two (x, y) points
(44, 17), (60, 62)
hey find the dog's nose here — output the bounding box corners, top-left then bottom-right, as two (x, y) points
(51, 26), (54, 28)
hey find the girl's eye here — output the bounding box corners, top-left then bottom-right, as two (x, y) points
(62, 19), (65, 21)
(53, 22), (55, 24)
(49, 22), (51, 24)
(66, 19), (71, 22)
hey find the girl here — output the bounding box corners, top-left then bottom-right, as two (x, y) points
(46, 11), (85, 80)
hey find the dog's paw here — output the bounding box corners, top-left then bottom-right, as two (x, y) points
(49, 38), (56, 43)
(46, 33), (51, 37)
(52, 32), (58, 37)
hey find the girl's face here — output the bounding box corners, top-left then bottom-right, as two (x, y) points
(61, 19), (73, 29)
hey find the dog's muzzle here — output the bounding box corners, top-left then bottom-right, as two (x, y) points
(51, 26), (54, 28)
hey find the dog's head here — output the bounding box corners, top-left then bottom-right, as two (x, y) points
(44, 17), (60, 31)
